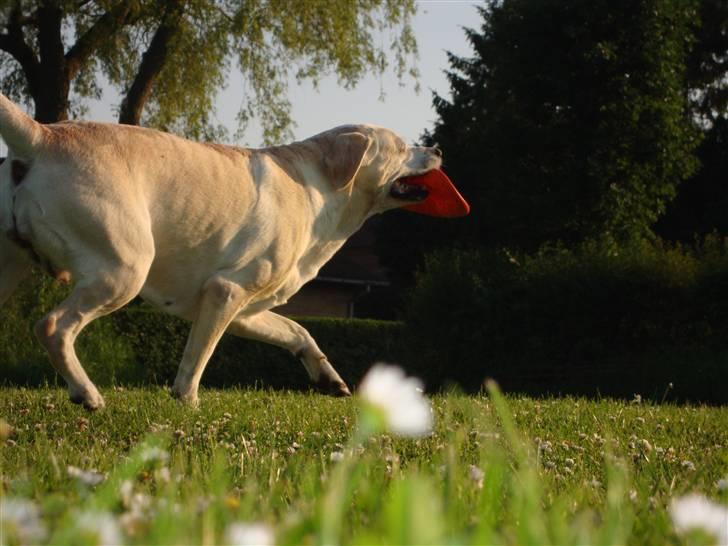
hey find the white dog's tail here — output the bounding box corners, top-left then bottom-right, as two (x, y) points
(0, 93), (45, 158)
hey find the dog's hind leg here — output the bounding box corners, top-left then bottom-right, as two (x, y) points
(34, 261), (150, 410)
(0, 237), (31, 306)
(226, 311), (351, 396)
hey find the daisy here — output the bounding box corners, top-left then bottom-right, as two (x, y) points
(670, 494), (728, 545)
(357, 364), (432, 438)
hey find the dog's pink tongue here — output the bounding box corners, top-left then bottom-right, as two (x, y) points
(402, 169), (470, 218)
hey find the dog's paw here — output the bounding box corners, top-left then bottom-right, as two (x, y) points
(171, 386), (200, 408)
(177, 396), (200, 408)
(69, 389), (106, 411)
(315, 376), (352, 398)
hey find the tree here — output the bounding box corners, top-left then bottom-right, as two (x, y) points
(655, 118), (728, 240)
(0, 1), (135, 123)
(0, 0), (417, 142)
(377, 0), (702, 289)
(685, 0), (728, 127)
(656, 0), (728, 240)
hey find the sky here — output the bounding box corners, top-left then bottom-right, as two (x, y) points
(1, 1), (482, 154)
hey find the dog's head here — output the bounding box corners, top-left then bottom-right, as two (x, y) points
(310, 124), (442, 213)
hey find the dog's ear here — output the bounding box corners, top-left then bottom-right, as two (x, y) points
(320, 132), (372, 191)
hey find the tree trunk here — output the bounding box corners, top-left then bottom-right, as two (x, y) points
(0, 2), (134, 123)
(34, 1), (69, 122)
(32, 83), (71, 123)
(118, 3), (183, 125)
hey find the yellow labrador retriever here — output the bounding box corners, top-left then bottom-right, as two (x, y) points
(0, 93), (441, 409)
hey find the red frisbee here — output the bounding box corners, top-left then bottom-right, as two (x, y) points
(400, 169), (470, 218)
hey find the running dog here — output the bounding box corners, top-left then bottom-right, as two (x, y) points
(0, 93), (442, 409)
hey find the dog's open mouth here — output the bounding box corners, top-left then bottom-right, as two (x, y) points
(390, 176), (430, 202)
(392, 169), (470, 217)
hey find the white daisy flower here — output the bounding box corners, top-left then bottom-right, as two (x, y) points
(0, 497), (48, 545)
(157, 466), (172, 483)
(67, 465), (105, 486)
(468, 465), (485, 489)
(357, 363), (432, 438)
(139, 446), (170, 463)
(74, 510), (123, 545)
(670, 494), (728, 545)
(224, 522), (275, 546)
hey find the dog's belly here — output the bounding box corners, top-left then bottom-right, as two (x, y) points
(139, 266), (304, 320)
(138, 238), (340, 321)
(139, 277), (204, 319)
(138, 237), (310, 320)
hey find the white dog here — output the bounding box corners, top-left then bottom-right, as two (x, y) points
(0, 93), (442, 409)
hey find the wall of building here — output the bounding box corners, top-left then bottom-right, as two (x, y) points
(276, 283), (362, 318)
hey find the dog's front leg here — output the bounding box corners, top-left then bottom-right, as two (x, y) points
(226, 310), (352, 397)
(172, 275), (250, 406)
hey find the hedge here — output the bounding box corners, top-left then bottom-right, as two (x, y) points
(0, 274), (405, 391)
(3, 237), (728, 404)
(404, 238), (728, 404)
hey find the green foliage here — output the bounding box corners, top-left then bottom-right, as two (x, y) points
(378, 0), (704, 286)
(3, 250), (728, 402)
(0, 273), (405, 390)
(405, 237), (728, 402)
(0, 273), (138, 387)
(0, 0), (418, 142)
(444, 0), (701, 244)
(657, 118), (728, 240)
(685, 0), (728, 125)
(1, 387), (726, 545)
(112, 307), (406, 389)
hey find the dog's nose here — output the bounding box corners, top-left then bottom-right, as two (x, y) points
(431, 146), (442, 157)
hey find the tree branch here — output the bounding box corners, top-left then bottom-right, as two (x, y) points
(0, 6), (40, 88)
(118, 2), (184, 125)
(65, 2), (135, 79)
(2, 12), (36, 29)
(36, 1), (64, 71)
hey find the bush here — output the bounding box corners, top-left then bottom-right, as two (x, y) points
(112, 307), (405, 389)
(404, 237), (728, 403)
(0, 273), (405, 390)
(0, 273), (139, 387)
(5, 236), (728, 404)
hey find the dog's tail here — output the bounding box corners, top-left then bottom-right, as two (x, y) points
(0, 93), (46, 158)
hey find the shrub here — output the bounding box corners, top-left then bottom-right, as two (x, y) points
(5, 236), (728, 405)
(0, 273), (405, 390)
(0, 273), (139, 386)
(404, 237), (728, 403)
(111, 307), (406, 389)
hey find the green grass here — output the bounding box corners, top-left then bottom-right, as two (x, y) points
(1, 386), (726, 545)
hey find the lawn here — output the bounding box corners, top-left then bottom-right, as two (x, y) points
(1, 382), (726, 545)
